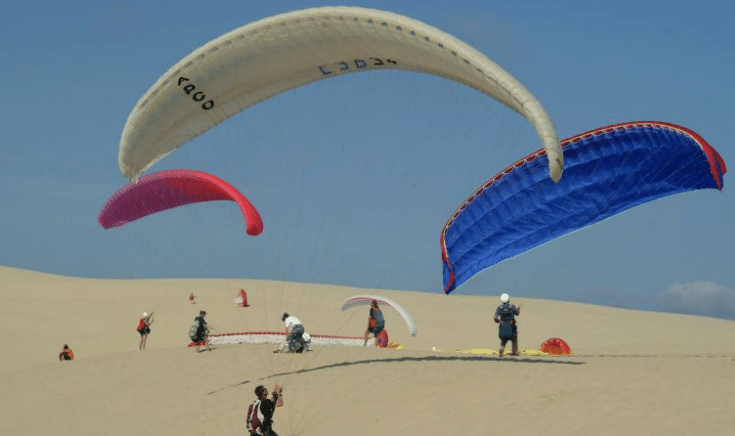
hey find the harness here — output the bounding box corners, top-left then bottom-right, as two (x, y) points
(246, 399), (264, 435)
(497, 303), (517, 341)
(499, 303), (516, 324)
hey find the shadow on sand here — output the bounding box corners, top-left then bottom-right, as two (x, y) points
(208, 353), (583, 395)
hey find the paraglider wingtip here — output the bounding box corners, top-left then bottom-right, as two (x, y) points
(118, 162), (137, 183)
(550, 159), (564, 183)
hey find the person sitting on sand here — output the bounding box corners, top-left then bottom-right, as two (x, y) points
(275, 313), (305, 353)
(247, 384), (284, 436)
(58, 344), (74, 361)
(190, 310), (210, 352)
(137, 311), (153, 350)
(363, 300), (385, 347)
(494, 293), (521, 357)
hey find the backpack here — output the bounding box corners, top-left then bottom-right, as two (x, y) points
(246, 399), (264, 435)
(498, 303), (516, 323)
(189, 318), (202, 341)
(498, 304), (516, 341)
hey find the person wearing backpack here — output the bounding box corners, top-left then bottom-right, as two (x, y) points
(363, 300), (385, 347)
(137, 311), (153, 351)
(493, 293), (521, 357)
(190, 310), (210, 352)
(58, 344), (75, 361)
(247, 383), (284, 436)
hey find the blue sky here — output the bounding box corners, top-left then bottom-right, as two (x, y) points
(1, 0), (733, 319)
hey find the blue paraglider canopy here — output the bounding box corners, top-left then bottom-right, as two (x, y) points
(441, 121), (726, 294)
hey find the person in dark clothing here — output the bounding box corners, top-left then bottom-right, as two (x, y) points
(59, 344), (75, 361)
(248, 383), (284, 436)
(190, 310), (210, 352)
(493, 293), (521, 357)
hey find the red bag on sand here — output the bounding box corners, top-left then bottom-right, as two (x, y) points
(376, 329), (389, 348)
(540, 337), (572, 355)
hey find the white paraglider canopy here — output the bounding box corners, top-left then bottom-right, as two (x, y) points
(118, 6), (563, 182)
(341, 294), (417, 336)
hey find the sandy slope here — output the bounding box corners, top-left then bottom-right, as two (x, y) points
(1, 266), (734, 436)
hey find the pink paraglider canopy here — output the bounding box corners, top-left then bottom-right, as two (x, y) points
(98, 169), (263, 235)
(540, 337), (572, 355)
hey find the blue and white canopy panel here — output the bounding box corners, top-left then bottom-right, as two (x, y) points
(441, 121), (726, 294)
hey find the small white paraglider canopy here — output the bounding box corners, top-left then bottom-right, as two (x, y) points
(341, 294), (417, 336)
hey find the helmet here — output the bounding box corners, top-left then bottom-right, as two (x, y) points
(500, 293), (510, 303)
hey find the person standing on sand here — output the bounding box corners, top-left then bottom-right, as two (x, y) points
(363, 300), (385, 347)
(190, 310), (210, 352)
(247, 383), (284, 436)
(137, 311), (154, 350)
(58, 344), (74, 361)
(494, 293), (521, 357)
(189, 293), (195, 304)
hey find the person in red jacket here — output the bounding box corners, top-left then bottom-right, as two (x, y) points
(137, 312), (154, 350)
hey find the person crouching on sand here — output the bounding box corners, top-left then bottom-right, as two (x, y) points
(275, 313), (305, 353)
(59, 344), (74, 361)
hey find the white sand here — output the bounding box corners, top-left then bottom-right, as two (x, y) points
(1, 266), (734, 435)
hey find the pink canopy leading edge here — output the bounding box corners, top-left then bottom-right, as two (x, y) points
(98, 169), (263, 235)
(540, 337), (572, 355)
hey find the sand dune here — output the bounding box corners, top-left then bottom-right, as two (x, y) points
(1, 266), (733, 435)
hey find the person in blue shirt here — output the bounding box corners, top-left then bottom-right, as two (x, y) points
(363, 300), (385, 347)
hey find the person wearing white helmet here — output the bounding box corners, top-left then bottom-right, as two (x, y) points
(493, 293), (521, 357)
(137, 311), (154, 351)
